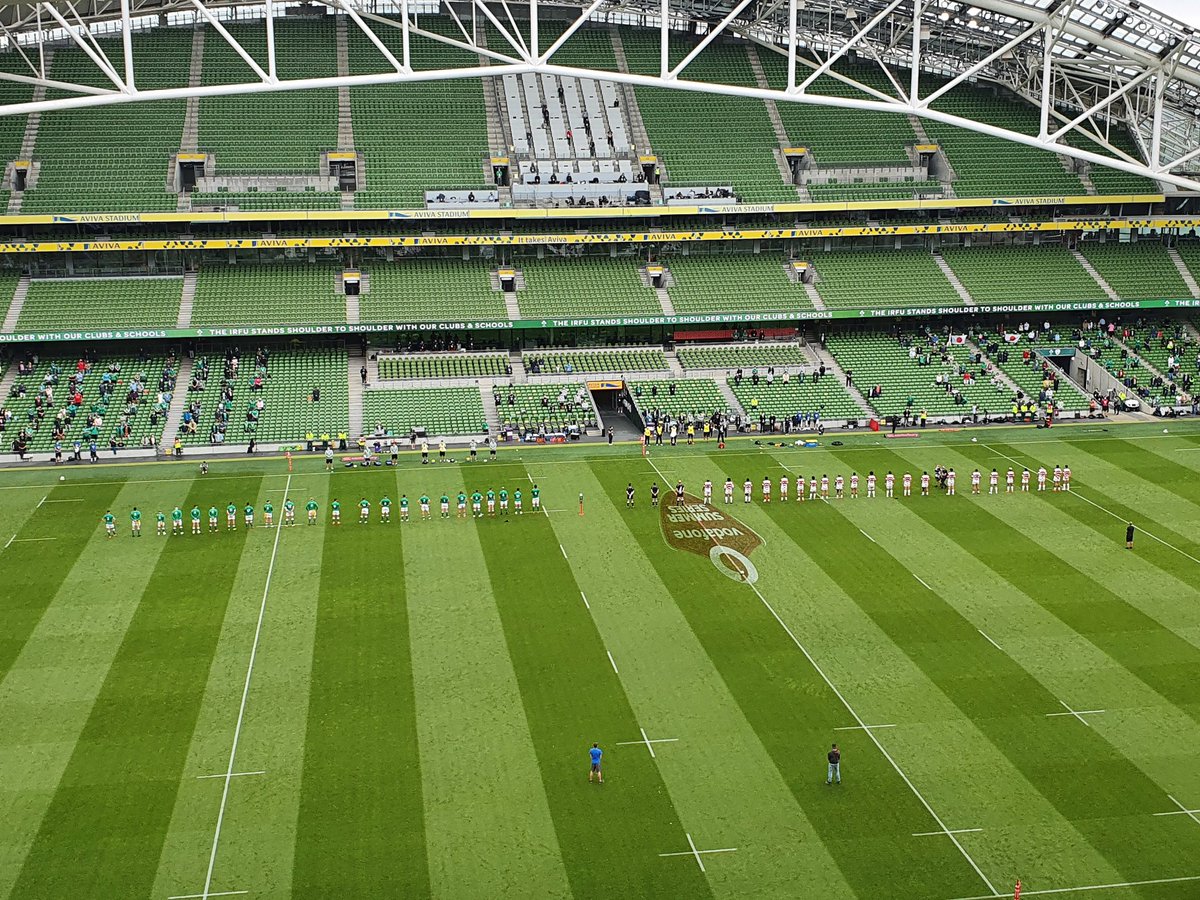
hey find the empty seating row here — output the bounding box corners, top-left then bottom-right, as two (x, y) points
(726, 373), (865, 421)
(363, 386), (488, 436)
(523, 347), (666, 373)
(665, 254), (814, 314)
(16, 277), (183, 332)
(192, 263), (345, 326)
(517, 257), (661, 317)
(1078, 241), (1189, 300)
(812, 250), (960, 308)
(678, 343), (809, 370)
(377, 352), (510, 380)
(941, 245), (1103, 305)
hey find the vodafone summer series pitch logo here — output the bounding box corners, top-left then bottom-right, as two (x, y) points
(660, 494), (763, 585)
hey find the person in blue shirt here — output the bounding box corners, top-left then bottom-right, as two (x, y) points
(589, 743), (603, 784)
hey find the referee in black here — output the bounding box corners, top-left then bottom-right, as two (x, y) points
(1126, 522), (1135, 550)
(826, 743), (841, 785)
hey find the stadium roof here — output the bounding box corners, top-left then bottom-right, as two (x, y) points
(0, 0), (1197, 190)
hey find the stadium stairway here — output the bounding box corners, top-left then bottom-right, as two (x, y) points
(803, 340), (875, 417)
(159, 354), (194, 448)
(1071, 249), (1122, 302)
(0, 357), (21, 400)
(7, 68), (47, 214)
(715, 379), (746, 418)
(933, 252), (975, 305)
(508, 351), (527, 384)
(745, 45), (798, 192)
(335, 17), (354, 150)
(479, 384), (503, 433)
(1167, 248), (1200, 298)
(665, 349), (685, 377)
(345, 287), (360, 325)
(176, 272), (197, 327)
(2, 276), (30, 332)
(803, 280), (825, 310)
(348, 348), (365, 437)
(657, 285), (675, 315)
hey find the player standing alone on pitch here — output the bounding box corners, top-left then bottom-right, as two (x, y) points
(589, 743), (603, 784)
(651, 482), (660, 507)
(704, 479), (713, 504)
(626, 483), (635, 507)
(676, 481), (685, 504)
(826, 744), (841, 785)
(1126, 522), (1135, 550)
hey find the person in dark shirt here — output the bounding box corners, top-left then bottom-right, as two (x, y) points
(1126, 522), (1135, 550)
(826, 744), (841, 785)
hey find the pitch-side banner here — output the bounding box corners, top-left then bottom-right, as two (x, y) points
(0, 298), (1196, 344)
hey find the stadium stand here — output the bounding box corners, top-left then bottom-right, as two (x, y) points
(198, 20), (339, 174)
(726, 371), (865, 422)
(495, 383), (597, 433)
(1174, 241), (1200, 284)
(806, 181), (943, 202)
(348, 17), (491, 208)
(22, 30), (190, 213)
(191, 263), (345, 326)
(665, 254), (814, 314)
(377, 352), (510, 380)
(359, 259), (507, 323)
(629, 378), (729, 422)
(677, 343), (809, 370)
(3, 352), (176, 452)
(191, 190), (343, 210)
(179, 347), (347, 445)
(0, 58), (32, 211)
(1122, 319), (1197, 384)
(16, 277), (183, 331)
(811, 250), (961, 307)
(1077, 241), (1190, 300)
(971, 332), (1092, 412)
(941, 245), (1103, 304)
(364, 386), (488, 436)
(824, 331), (1014, 417)
(620, 30), (793, 202)
(523, 347), (667, 373)
(1066, 127), (1159, 194)
(517, 257), (660, 318)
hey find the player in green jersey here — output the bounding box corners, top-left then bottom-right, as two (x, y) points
(380, 495), (391, 523)
(283, 498), (296, 527)
(419, 494), (431, 521)
(171, 505), (184, 536)
(531, 484), (541, 512)
(103, 510), (116, 538)
(263, 500), (274, 528)
(514, 488), (523, 515)
(456, 491), (467, 518)
(243, 503), (254, 528)
(305, 498), (318, 525)
(471, 490), (483, 518)
(190, 505), (202, 535)
(208, 505), (219, 532)
(439, 493), (450, 519)
(399, 494), (410, 523)
(155, 510), (167, 536)
(359, 497), (370, 524)
(498, 488), (509, 515)
(130, 507), (142, 537)
(330, 498), (341, 525)
(486, 488), (496, 516)
(226, 502), (237, 530)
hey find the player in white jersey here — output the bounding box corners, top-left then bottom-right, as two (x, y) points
(1021, 468), (1030, 491)
(820, 475), (829, 499)
(946, 468), (957, 495)
(921, 471), (931, 496)
(724, 478), (734, 504)
(1062, 465), (1072, 490)
(1005, 468), (1015, 493)
(743, 478), (753, 503)
(902, 472), (912, 497)
(779, 475), (788, 502)
(809, 475), (819, 502)
(971, 469), (982, 494)
(703, 479), (713, 504)
(989, 469), (999, 495)
(834, 475), (844, 499)
(885, 471), (895, 498)
(1052, 465), (1063, 492)
(1036, 466), (1047, 490)
(866, 472), (876, 498)
(761, 477), (771, 503)
(849, 473), (859, 498)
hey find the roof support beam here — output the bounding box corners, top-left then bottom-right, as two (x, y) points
(795, 0), (905, 95)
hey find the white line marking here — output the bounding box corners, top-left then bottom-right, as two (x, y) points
(36, 495), (45, 508)
(4, 534), (13, 549)
(12, 536), (55, 542)
(195, 771), (266, 780)
(168, 892), (248, 900)
(978, 630), (1004, 652)
(196, 472), (291, 900)
(834, 723), (896, 731)
(914, 828), (982, 837)
(1158, 795), (1200, 826)
(658, 834), (739, 872)
(982, 443), (1200, 567)
(560, 543), (568, 560)
(527, 472), (534, 483)
(858, 527), (876, 544)
(40, 497), (83, 503)
(914, 574), (932, 590)
(580, 591), (590, 609)
(606, 650), (619, 675)
(746, 579), (997, 895)
(1045, 699), (1105, 726)
(616, 729), (679, 758)
(947, 873), (1200, 899)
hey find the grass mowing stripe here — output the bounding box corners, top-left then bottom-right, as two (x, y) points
(816, 447), (1200, 881)
(1062, 436), (1200, 513)
(292, 472), (428, 898)
(9, 477), (262, 900)
(0, 480), (125, 683)
(465, 464), (714, 900)
(151, 478), (328, 900)
(593, 456), (982, 900)
(401, 471), (572, 900)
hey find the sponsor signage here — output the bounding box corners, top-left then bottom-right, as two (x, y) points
(0, 298), (1195, 344)
(661, 492), (764, 585)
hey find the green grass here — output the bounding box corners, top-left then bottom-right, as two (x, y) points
(1, 420), (1199, 899)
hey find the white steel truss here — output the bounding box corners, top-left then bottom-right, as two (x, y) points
(0, 0), (1196, 191)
